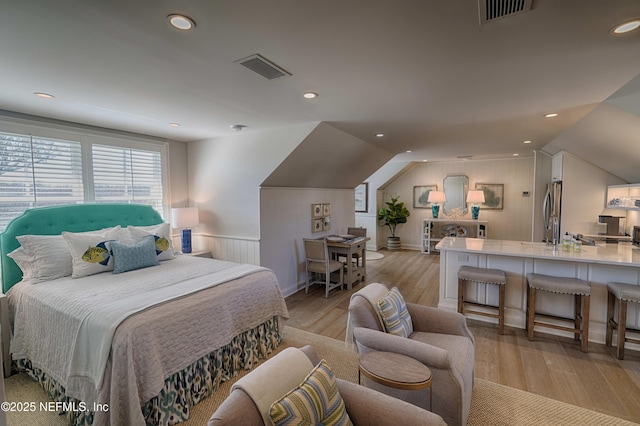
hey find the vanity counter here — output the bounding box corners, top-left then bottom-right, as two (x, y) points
(435, 237), (640, 351)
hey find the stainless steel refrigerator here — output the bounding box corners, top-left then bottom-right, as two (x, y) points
(542, 182), (562, 244)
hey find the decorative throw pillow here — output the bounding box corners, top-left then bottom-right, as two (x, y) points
(128, 223), (175, 261)
(62, 227), (121, 278)
(111, 236), (160, 274)
(270, 360), (353, 426)
(377, 287), (414, 338)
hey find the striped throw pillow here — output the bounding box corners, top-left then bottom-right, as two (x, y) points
(270, 360), (353, 426)
(377, 287), (414, 337)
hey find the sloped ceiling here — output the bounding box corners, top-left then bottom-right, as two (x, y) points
(262, 122), (393, 189)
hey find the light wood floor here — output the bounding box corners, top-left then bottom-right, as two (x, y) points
(285, 249), (640, 423)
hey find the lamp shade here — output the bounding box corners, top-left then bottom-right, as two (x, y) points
(427, 190), (447, 204)
(466, 190), (485, 204)
(171, 207), (199, 229)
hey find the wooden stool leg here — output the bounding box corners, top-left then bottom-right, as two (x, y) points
(458, 278), (465, 314)
(606, 291), (615, 347)
(574, 294), (581, 341)
(617, 299), (627, 360)
(581, 295), (590, 353)
(527, 285), (536, 341)
(498, 283), (505, 335)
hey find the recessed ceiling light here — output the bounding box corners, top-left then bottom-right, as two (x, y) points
(406, 150), (412, 153)
(612, 20), (640, 34)
(523, 140), (532, 144)
(167, 14), (195, 31)
(544, 113), (558, 118)
(422, 160), (428, 162)
(375, 133), (384, 137)
(34, 92), (54, 99)
(513, 153), (519, 156)
(169, 123), (180, 127)
(303, 92), (318, 99)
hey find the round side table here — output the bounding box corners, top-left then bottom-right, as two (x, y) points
(358, 351), (432, 410)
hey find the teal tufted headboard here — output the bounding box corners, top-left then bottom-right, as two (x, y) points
(0, 204), (163, 293)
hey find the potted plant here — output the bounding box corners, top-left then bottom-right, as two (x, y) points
(377, 196), (410, 250)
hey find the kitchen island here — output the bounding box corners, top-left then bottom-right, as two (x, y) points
(435, 237), (640, 350)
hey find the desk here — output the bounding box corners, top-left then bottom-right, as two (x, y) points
(326, 236), (370, 290)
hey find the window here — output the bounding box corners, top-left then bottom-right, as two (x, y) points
(0, 132), (84, 230)
(0, 124), (167, 232)
(92, 144), (164, 213)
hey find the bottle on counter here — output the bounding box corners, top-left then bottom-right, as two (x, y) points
(573, 237), (582, 253)
(562, 232), (571, 252)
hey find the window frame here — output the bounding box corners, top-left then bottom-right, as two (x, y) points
(0, 115), (170, 227)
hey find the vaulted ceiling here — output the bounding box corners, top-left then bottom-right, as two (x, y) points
(1, 0), (639, 180)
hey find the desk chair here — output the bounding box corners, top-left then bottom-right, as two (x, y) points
(304, 238), (344, 298)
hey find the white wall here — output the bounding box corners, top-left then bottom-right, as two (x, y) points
(260, 187), (355, 297)
(380, 157), (535, 249)
(560, 151), (627, 236)
(188, 123), (317, 242)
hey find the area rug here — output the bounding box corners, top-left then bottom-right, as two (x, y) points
(5, 326), (637, 426)
(366, 251), (384, 260)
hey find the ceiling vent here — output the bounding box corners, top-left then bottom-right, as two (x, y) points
(478, 0), (533, 25)
(235, 54), (291, 80)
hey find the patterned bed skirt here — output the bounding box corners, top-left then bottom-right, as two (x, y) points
(16, 315), (282, 426)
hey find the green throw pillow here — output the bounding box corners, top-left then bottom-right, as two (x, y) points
(270, 360), (353, 426)
(378, 287), (414, 337)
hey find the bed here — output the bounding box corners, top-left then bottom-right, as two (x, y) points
(0, 203), (289, 426)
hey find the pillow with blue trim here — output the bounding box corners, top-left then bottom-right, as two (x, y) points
(111, 235), (160, 274)
(62, 227), (121, 278)
(128, 223), (175, 261)
(377, 287), (414, 337)
(270, 360), (352, 426)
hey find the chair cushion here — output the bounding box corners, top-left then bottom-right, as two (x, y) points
(378, 287), (413, 338)
(526, 273), (591, 295)
(308, 259), (343, 274)
(270, 360), (353, 426)
(608, 282), (640, 303)
(411, 331), (475, 382)
(458, 265), (506, 285)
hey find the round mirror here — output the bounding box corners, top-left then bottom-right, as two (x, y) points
(443, 175), (469, 214)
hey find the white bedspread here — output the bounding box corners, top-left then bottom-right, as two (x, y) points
(9, 255), (289, 425)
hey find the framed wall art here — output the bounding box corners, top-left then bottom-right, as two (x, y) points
(322, 203), (331, 217)
(312, 203), (323, 218)
(312, 218), (324, 233)
(413, 185), (438, 208)
(355, 183), (368, 212)
(475, 183), (504, 210)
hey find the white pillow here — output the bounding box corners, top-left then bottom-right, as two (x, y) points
(7, 247), (34, 282)
(128, 223), (175, 261)
(62, 226), (122, 278)
(15, 234), (73, 283)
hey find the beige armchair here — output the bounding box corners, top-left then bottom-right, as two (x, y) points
(349, 283), (475, 426)
(209, 345), (445, 426)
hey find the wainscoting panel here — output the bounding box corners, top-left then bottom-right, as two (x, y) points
(193, 234), (261, 265)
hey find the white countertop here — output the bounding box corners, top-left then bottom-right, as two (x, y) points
(435, 237), (640, 267)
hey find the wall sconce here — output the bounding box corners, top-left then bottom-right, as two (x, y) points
(171, 207), (199, 253)
(466, 190), (486, 220)
(427, 191), (446, 218)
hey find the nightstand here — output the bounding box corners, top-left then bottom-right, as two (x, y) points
(0, 292), (10, 377)
(186, 250), (212, 259)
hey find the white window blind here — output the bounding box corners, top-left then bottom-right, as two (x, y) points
(92, 144), (164, 213)
(0, 132), (84, 230)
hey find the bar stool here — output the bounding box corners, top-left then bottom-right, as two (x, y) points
(606, 282), (640, 360)
(526, 273), (591, 352)
(458, 265), (507, 334)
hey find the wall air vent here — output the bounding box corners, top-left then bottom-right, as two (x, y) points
(235, 54), (291, 80)
(478, 0), (532, 25)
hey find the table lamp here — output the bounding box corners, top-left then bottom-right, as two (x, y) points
(466, 190), (485, 220)
(171, 207), (199, 253)
(427, 191), (446, 218)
